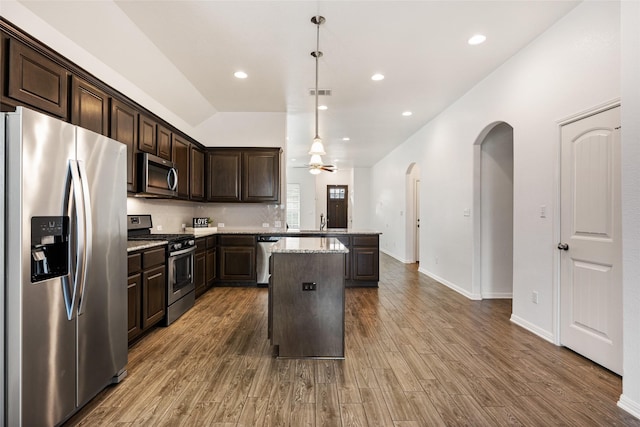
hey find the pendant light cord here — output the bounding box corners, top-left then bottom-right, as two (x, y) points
(313, 17), (322, 140)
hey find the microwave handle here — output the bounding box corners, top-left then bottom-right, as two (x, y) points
(168, 167), (178, 191)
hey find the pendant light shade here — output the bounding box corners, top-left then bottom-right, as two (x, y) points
(309, 137), (326, 156)
(309, 153), (324, 167)
(309, 167), (322, 175)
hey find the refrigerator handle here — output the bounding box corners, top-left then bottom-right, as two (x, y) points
(76, 160), (92, 315)
(68, 160), (85, 320)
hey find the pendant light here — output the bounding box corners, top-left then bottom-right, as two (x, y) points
(309, 16), (326, 164)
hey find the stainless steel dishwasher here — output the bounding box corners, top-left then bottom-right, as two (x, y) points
(257, 235), (280, 286)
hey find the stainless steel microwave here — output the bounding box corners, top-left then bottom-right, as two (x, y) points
(137, 153), (178, 197)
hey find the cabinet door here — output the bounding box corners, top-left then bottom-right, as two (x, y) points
(142, 265), (166, 329)
(351, 247), (379, 281)
(336, 236), (351, 280)
(207, 150), (242, 202)
(71, 77), (109, 135)
(157, 125), (172, 160)
(243, 149), (280, 202)
(138, 114), (157, 155)
(172, 135), (190, 199)
(194, 250), (206, 298)
(127, 273), (142, 342)
(110, 99), (138, 193)
(7, 39), (68, 118)
(219, 246), (256, 281)
(206, 248), (216, 285)
(190, 146), (206, 201)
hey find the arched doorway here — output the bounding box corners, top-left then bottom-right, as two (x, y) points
(405, 163), (421, 263)
(472, 122), (514, 299)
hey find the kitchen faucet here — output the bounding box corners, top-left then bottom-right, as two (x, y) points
(320, 213), (326, 230)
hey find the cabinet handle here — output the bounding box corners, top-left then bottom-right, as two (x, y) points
(557, 243), (569, 251)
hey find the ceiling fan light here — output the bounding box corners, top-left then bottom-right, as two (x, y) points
(309, 138), (326, 155)
(309, 167), (322, 175)
(309, 154), (324, 166)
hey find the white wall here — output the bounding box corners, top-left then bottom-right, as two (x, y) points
(480, 123), (514, 298)
(286, 167), (317, 230)
(371, 1), (620, 335)
(619, 0), (640, 418)
(314, 169), (354, 229)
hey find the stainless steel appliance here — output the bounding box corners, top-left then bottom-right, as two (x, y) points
(136, 152), (178, 198)
(127, 215), (195, 325)
(2, 107), (128, 426)
(257, 235), (280, 286)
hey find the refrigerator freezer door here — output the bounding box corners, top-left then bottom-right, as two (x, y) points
(5, 107), (78, 426)
(75, 127), (128, 407)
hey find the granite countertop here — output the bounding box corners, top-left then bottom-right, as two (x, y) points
(127, 240), (167, 252)
(271, 237), (349, 254)
(184, 228), (381, 237)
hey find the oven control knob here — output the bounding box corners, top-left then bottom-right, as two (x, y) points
(188, 240), (195, 246)
(173, 243), (182, 250)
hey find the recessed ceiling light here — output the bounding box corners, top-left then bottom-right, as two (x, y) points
(371, 73), (385, 81)
(342, 137), (350, 141)
(468, 34), (486, 45)
(290, 158), (297, 162)
(402, 111), (413, 117)
(318, 105), (328, 110)
(234, 71), (248, 79)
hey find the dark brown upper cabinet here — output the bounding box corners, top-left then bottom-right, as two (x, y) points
(207, 149), (242, 202)
(207, 148), (280, 203)
(71, 76), (109, 135)
(190, 146), (206, 201)
(110, 99), (138, 193)
(243, 149), (280, 203)
(172, 134), (190, 199)
(7, 39), (69, 119)
(157, 125), (172, 161)
(138, 114), (157, 155)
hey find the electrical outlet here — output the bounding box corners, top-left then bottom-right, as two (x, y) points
(435, 257), (439, 264)
(218, 223), (225, 228)
(156, 225), (163, 231)
(302, 282), (317, 291)
(274, 221), (282, 228)
(262, 223), (270, 228)
(531, 291), (539, 304)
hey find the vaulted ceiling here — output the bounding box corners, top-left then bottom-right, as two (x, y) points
(17, 0), (579, 168)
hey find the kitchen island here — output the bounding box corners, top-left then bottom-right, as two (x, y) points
(268, 237), (348, 358)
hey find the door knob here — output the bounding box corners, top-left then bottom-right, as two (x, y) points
(557, 243), (569, 251)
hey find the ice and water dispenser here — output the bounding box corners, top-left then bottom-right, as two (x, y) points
(31, 216), (69, 282)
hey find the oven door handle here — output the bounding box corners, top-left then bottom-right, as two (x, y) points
(171, 246), (195, 257)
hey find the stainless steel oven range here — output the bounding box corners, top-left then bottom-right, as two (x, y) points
(127, 215), (195, 325)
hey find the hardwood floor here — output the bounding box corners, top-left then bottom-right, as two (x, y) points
(65, 253), (639, 426)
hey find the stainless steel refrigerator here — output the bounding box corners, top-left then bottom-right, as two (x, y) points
(2, 107), (128, 426)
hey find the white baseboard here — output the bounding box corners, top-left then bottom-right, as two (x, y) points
(618, 394), (640, 420)
(418, 268), (482, 300)
(510, 314), (555, 344)
(482, 292), (513, 299)
(380, 248), (411, 264)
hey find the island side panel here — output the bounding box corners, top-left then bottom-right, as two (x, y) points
(271, 252), (345, 358)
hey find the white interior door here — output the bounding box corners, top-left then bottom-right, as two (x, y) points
(415, 179), (420, 262)
(560, 106), (621, 375)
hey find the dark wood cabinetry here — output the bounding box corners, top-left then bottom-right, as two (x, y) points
(127, 246), (166, 344)
(349, 235), (380, 284)
(195, 236), (217, 298)
(172, 135), (190, 199)
(138, 114), (157, 155)
(71, 77), (109, 135)
(110, 99), (138, 193)
(7, 39), (68, 118)
(157, 125), (172, 160)
(190, 146), (206, 201)
(207, 150), (242, 202)
(207, 148), (280, 203)
(218, 235), (256, 282)
(243, 149), (280, 202)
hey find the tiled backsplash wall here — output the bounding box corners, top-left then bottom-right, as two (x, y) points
(127, 197), (286, 232)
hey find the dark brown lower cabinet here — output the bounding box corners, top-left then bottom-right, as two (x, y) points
(206, 236), (217, 286)
(218, 235), (256, 282)
(349, 235), (379, 285)
(127, 246), (166, 344)
(194, 238), (207, 298)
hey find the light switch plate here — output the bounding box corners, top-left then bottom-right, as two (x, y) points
(262, 223), (270, 228)
(218, 223), (225, 228)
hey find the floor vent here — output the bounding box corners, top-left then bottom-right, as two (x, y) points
(309, 89), (332, 96)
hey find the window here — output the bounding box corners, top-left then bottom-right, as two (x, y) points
(329, 187), (345, 199)
(286, 183), (301, 229)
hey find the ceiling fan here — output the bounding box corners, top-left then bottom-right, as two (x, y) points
(305, 15), (336, 175)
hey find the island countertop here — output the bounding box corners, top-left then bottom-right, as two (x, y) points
(271, 237), (349, 254)
(183, 227), (381, 237)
